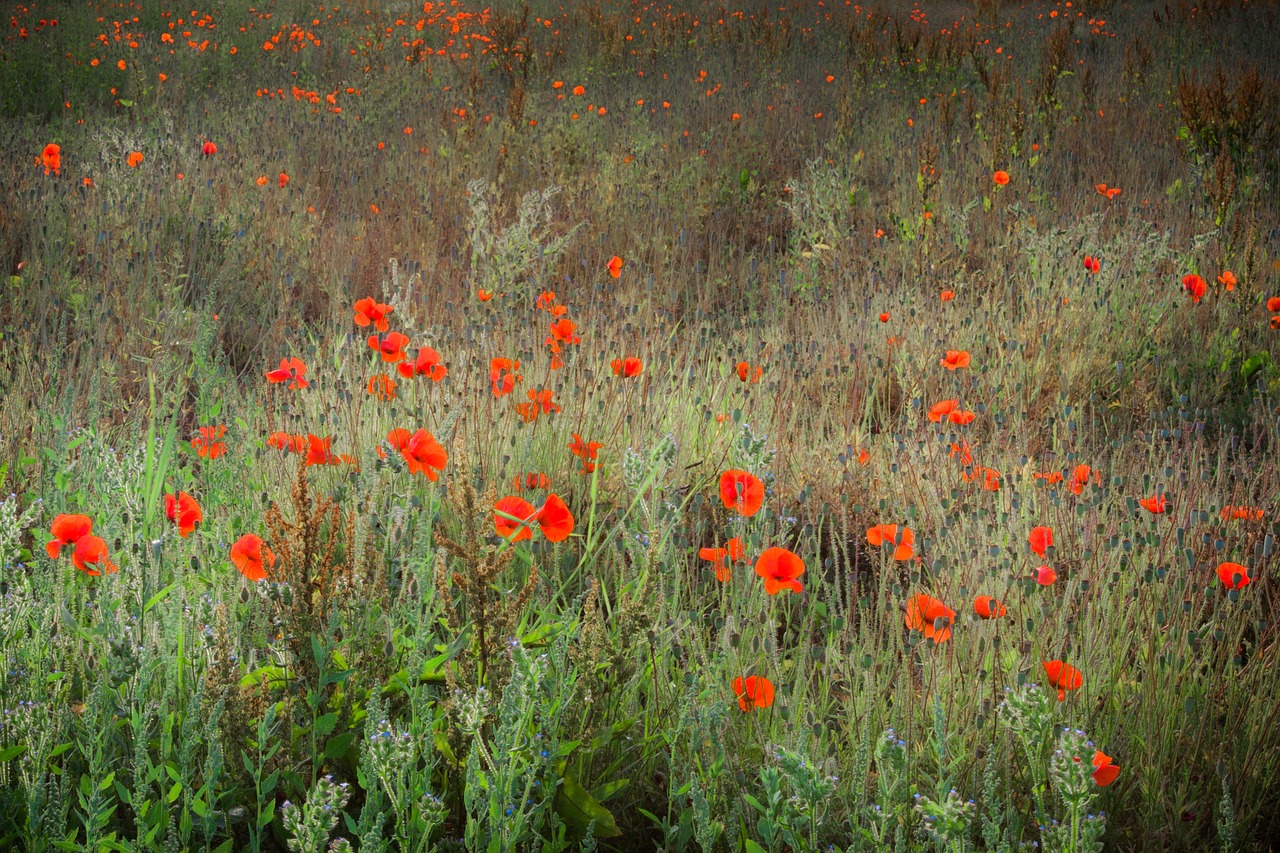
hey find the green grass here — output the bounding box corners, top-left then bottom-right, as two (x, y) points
(2, 0), (1280, 850)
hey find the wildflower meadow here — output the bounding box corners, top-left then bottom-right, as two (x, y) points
(3, 0), (1280, 850)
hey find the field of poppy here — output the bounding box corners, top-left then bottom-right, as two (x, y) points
(4, 0), (1280, 850)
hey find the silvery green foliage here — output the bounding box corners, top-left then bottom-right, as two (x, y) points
(465, 178), (585, 299)
(1040, 729), (1108, 853)
(282, 775), (352, 853)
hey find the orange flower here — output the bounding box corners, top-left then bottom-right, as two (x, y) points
(928, 400), (958, 422)
(164, 492), (203, 537)
(1218, 270), (1237, 291)
(1220, 505), (1264, 522)
(719, 469), (765, 517)
(1068, 464), (1095, 496)
(47, 514), (93, 559)
(700, 537), (745, 582)
(548, 318), (581, 345)
(1138, 493), (1167, 514)
(126, 151), (144, 168)
(940, 289), (955, 301)
(512, 472), (551, 491)
(267, 432), (308, 453)
(993, 170), (1010, 186)
(732, 675), (774, 712)
(1042, 660), (1083, 701)
(754, 546), (805, 595)
(367, 373), (397, 400)
(606, 255), (623, 278)
(736, 361), (763, 383)
(572, 85), (585, 96)
(568, 433), (602, 473)
(230, 533), (274, 581)
(973, 595), (1006, 619)
(191, 425), (227, 459)
(368, 331), (410, 363)
(536, 494), (575, 542)
(494, 494), (574, 542)
(478, 289), (494, 302)
(353, 297), (394, 331)
(611, 356), (643, 377)
(866, 524), (914, 560)
(265, 356), (309, 389)
(940, 350), (971, 370)
(398, 347), (447, 381)
(491, 358), (522, 397)
(1267, 296), (1280, 313)
(1028, 525), (1053, 557)
(305, 434), (338, 466)
(39, 143), (61, 175)
(256, 175), (269, 186)
(1183, 273), (1206, 303)
(904, 594), (954, 643)
(1092, 751), (1120, 787)
(400, 429), (447, 480)
(72, 535), (118, 576)
(1217, 561), (1252, 590)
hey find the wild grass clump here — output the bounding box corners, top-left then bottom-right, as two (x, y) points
(2, 0), (1280, 850)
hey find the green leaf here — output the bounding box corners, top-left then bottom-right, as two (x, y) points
(118, 98), (135, 107)
(553, 774), (622, 838)
(239, 665), (288, 690)
(324, 732), (356, 760)
(745, 841), (768, 853)
(167, 781), (182, 803)
(591, 778), (628, 803)
(0, 744), (26, 761)
(313, 713), (339, 738)
(144, 583), (176, 614)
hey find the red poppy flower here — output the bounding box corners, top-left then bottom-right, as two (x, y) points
(367, 373), (397, 401)
(1028, 525), (1053, 557)
(1043, 660), (1083, 701)
(904, 594), (955, 643)
(950, 440), (973, 466)
(1220, 505), (1263, 522)
(398, 347), (447, 381)
(928, 400), (959, 422)
(353, 297), (394, 331)
(962, 465), (1001, 491)
(265, 356), (309, 389)
(1183, 274), (1206, 303)
(279, 172), (290, 188)
(940, 350), (971, 370)
(494, 496), (536, 541)
(1268, 296), (1280, 313)
(1034, 565), (1057, 586)
(606, 255), (623, 278)
(973, 595), (1006, 619)
(754, 546), (805, 595)
(368, 331), (410, 363)
(611, 356), (643, 377)
(1138, 493), (1167, 514)
(478, 289), (493, 302)
(993, 170), (1010, 186)
(305, 434), (339, 467)
(1068, 464), (1096, 496)
(201, 141), (217, 156)
(39, 143), (61, 175)
(1218, 270), (1237, 291)
(949, 409), (976, 425)
(71, 535), (118, 576)
(732, 675), (774, 712)
(866, 524), (915, 560)
(1217, 561), (1252, 590)
(491, 358), (522, 397)
(940, 289), (955, 302)
(736, 361), (763, 383)
(230, 533), (274, 581)
(528, 388), (560, 415)
(548, 318), (581, 345)
(568, 433), (602, 473)
(164, 492), (203, 537)
(511, 472), (551, 491)
(267, 432), (307, 453)
(400, 429), (447, 480)
(47, 514), (93, 559)
(191, 425), (227, 459)
(1084, 255), (1100, 274)
(536, 494), (575, 542)
(719, 469), (765, 517)
(1092, 751), (1120, 787)
(879, 312), (890, 323)
(700, 549), (731, 580)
